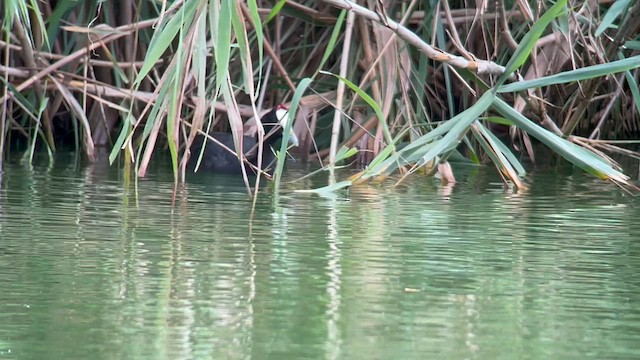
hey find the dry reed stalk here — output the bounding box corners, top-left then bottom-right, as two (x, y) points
(0, 19), (156, 104)
(13, 17), (54, 150)
(322, 0), (508, 76)
(329, 10), (356, 177)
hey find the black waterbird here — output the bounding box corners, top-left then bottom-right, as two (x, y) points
(188, 105), (298, 175)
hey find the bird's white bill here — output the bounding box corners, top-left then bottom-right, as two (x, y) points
(276, 108), (299, 147)
(288, 130), (299, 147)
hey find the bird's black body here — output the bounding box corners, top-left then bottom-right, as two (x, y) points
(187, 107), (295, 175)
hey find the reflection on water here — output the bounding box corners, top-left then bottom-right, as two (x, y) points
(0, 154), (639, 359)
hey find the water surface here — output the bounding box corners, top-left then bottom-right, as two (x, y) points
(0, 155), (639, 359)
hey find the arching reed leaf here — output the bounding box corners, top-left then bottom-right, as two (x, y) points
(625, 40), (640, 50)
(166, 10), (186, 179)
(231, 1), (251, 94)
(497, 0), (568, 85)
(3, 0), (47, 48)
(109, 112), (133, 164)
(498, 55), (640, 92)
(25, 0), (48, 48)
(317, 10), (347, 75)
(414, 91), (495, 168)
(492, 97), (629, 183)
(274, 77), (313, 188)
(247, 0), (264, 88)
(0, 78), (37, 115)
(485, 116), (515, 126)
(28, 96), (51, 162)
(595, 0), (632, 36)
(359, 91), (495, 180)
(189, 12), (208, 145)
(133, 0), (198, 87)
(625, 69), (640, 115)
(210, 0), (230, 94)
(473, 121), (526, 177)
(319, 70), (394, 148)
(136, 69), (173, 154)
(320, 71), (383, 126)
(265, 0), (287, 23)
(44, 0), (77, 48)
(319, 70), (404, 177)
(620, 54), (640, 115)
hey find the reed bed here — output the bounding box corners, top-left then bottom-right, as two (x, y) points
(1, 0), (639, 192)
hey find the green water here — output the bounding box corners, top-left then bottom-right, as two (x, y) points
(1, 155), (639, 359)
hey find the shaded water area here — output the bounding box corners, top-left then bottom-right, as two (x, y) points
(1, 153), (639, 359)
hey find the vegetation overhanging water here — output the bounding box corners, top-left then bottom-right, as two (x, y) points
(1, 0), (639, 194)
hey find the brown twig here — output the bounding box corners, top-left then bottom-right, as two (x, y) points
(262, 37), (297, 93)
(0, 18), (157, 104)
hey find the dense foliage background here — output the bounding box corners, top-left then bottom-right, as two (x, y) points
(1, 0), (639, 190)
